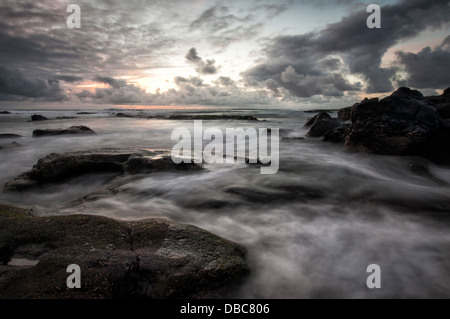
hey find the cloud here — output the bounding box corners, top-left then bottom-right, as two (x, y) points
(76, 74), (277, 107)
(254, 3), (289, 18)
(94, 76), (128, 89)
(243, 0), (450, 97)
(189, 4), (262, 50)
(0, 66), (66, 102)
(54, 75), (84, 83)
(185, 48), (220, 75)
(76, 76), (148, 104)
(395, 36), (450, 89)
(213, 76), (236, 87)
(174, 76), (204, 87)
(190, 5), (238, 33)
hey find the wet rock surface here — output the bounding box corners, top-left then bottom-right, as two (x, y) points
(0, 205), (250, 299)
(305, 87), (450, 163)
(344, 87), (450, 160)
(3, 149), (202, 192)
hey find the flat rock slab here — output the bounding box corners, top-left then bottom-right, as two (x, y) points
(0, 205), (250, 299)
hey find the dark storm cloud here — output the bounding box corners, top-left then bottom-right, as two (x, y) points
(395, 36), (450, 89)
(0, 66), (66, 101)
(243, 0), (450, 97)
(185, 48), (220, 75)
(54, 75), (84, 83)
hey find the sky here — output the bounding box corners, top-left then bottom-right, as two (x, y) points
(0, 0), (449, 109)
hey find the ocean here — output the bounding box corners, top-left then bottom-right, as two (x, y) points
(1, 108), (450, 298)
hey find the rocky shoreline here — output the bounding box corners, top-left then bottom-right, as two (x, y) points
(305, 87), (450, 163)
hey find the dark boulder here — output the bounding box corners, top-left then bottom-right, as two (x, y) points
(303, 112), (331, 128)
(0, 205), (250, 299)
(30, 114), (48, 121)
(306, 117), (343, 138)
(337, 107), (352, 121)
(0, 111), (11, 114)
(344, 87), (450, 160)
(323, 124), (351, 143)
(436, 104), (450, 119)
(33, 126), (96, 137)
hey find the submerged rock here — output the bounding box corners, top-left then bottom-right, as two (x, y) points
(33, 126), (96, 137)
(0, 205), (250, 299)
(166, 114), (259, 121)
(0, 142), (21, 150)
(55, 116), (78, 120)
(3, 149), (201, 191)
(115, 112), (135, 118)
(30, 114), (48, 121)
(0, 134), (23, 139)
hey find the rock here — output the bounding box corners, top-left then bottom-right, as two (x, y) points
(77, 112), (97, 115)
(55, 116), (77, 120)
(116, 112), (135, 118)
(408, 159), (429, 175)
(344, 87), (450, 160)
(303, 112), (331, 128)
(0, 205), (250, 299)
(33, 126), (96, 137)
(167, 115), (259, 121)
(304, 109), (338, 113)
(437, 104), (450, 119)
(390, 87), (424, 99)
(0, 134), (23, 139)
(306, 118), (343, 138)
(223, 184), (325, 203)
(0, 111), (11, 114)
(323, 124), (351, 143)
(30, 114), (48, 121)
(4, 149), (201, 191)
(0, 142), (21, 150)
(337, 107), (352, 121)
(424, 87), (450, 119)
